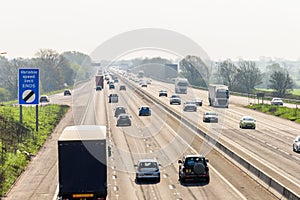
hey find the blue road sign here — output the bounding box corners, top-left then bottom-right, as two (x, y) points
(18, 68), (39, 105)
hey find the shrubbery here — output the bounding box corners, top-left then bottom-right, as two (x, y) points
(247, 104), (300, 122)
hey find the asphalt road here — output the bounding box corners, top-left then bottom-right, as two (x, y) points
(2, 75), (293, 200)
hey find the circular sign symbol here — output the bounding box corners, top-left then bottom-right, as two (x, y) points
(22, 90), (35, 103)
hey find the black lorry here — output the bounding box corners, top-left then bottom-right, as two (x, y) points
(58, 125), (107, 200)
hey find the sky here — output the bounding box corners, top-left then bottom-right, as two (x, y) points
(0, 0), (300, 61)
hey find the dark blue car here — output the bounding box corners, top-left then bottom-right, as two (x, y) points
(139, 106), (151, 116)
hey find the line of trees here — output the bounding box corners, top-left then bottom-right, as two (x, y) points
(0, 49), (93, 101)
(178, 56), (295, 98)
(217, 59), (294, 97)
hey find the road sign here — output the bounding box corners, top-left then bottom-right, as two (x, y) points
(18, 68), (39, 105)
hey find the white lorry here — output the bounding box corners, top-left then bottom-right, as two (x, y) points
(208, 84), (229, 108)
(175, 78), (188, 94)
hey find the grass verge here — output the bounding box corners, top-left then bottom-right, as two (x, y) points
(246, 104), (300, 123)
(0, 104), (69, 196)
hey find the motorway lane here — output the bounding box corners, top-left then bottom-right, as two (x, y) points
(133, 79), (300, 185)
(104, 78), (276, 200)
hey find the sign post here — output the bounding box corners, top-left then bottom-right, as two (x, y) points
(18, 68), (40, 131)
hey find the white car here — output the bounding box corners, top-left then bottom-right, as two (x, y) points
(183, 101), (197, 112)
(293, 135), (300, 152)
(271, 98), (283, 106)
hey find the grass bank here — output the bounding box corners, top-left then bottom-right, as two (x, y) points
(246, 104), (300, 123)
(0, 104), (69, 196)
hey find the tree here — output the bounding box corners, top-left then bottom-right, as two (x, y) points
(0, 88), (10, 102)
(268, 71), (294, 97)
(34, 49), (74, 92)
(235, 60), (262, 93)
(216, 59), (238, 90)
(179, 55), (210, 87)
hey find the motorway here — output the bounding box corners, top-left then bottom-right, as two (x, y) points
(3, 71), (299, 200)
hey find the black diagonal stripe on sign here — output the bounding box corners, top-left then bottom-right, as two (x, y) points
(24, 90), (34, 102)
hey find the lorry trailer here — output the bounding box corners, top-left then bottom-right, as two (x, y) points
(58, 125), (107, 200)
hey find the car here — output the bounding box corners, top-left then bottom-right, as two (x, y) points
(239, 116), (256, 129)
(116, 114), (131, 126)
(114, 106), (126, 118)
(141, 82), (147, 87)
(159, 90), (168, 97)
(139, 106), (151, 116)
(96, 86), (102, 91)
(108, 94), (118, 103)
(64, 89), (71, 96)
(170, 94), (181, 105)
(40, 95), (50, 103)
(119, 85), (126, 91)
(178, 155), (210, 183)
(293, 135), (300, 152)
(147, 79), (152, 84)
(114, 79), (119, 83)
(183, 102), (197, 112)
(192, 98), (202, 106)
(135, 159), (160, 182)
(109, 83), (115, 89)
(271, 98), (283, 106)
(203, 111), (218, 123)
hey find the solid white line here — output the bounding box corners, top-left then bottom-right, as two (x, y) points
(52, 185), (59, 200)
(164, 122), (247, 200)
(209, 164), (247, 200)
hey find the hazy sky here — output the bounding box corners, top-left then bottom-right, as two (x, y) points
(1, 0), (300, 60)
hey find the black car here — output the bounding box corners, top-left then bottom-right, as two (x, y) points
(40, 95), (50, 103)
(178, 155), (210, 184)
(64, 89), (71, 96)
(119, 85), (126, 91)
(109, 84), (115, 89)
(96, 86), (102, 91)
(159, 90), (168, 97)
(116, 114), (131, 126)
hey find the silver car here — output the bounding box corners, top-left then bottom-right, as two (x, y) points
(183, 102), (197, 112)
(203, 111), (218, 123)
(293, 135), (300, 152)
(135, 159), (160, 182)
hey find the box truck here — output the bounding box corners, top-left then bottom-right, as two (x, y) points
(175, 78), (188, 94)
(208, 84), (229, 108)
(58, 125), (107, 200)
(95, 75), (104, 89)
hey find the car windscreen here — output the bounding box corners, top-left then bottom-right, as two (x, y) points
(139, 162), (158, 168)
(184, 157), (205, 166)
